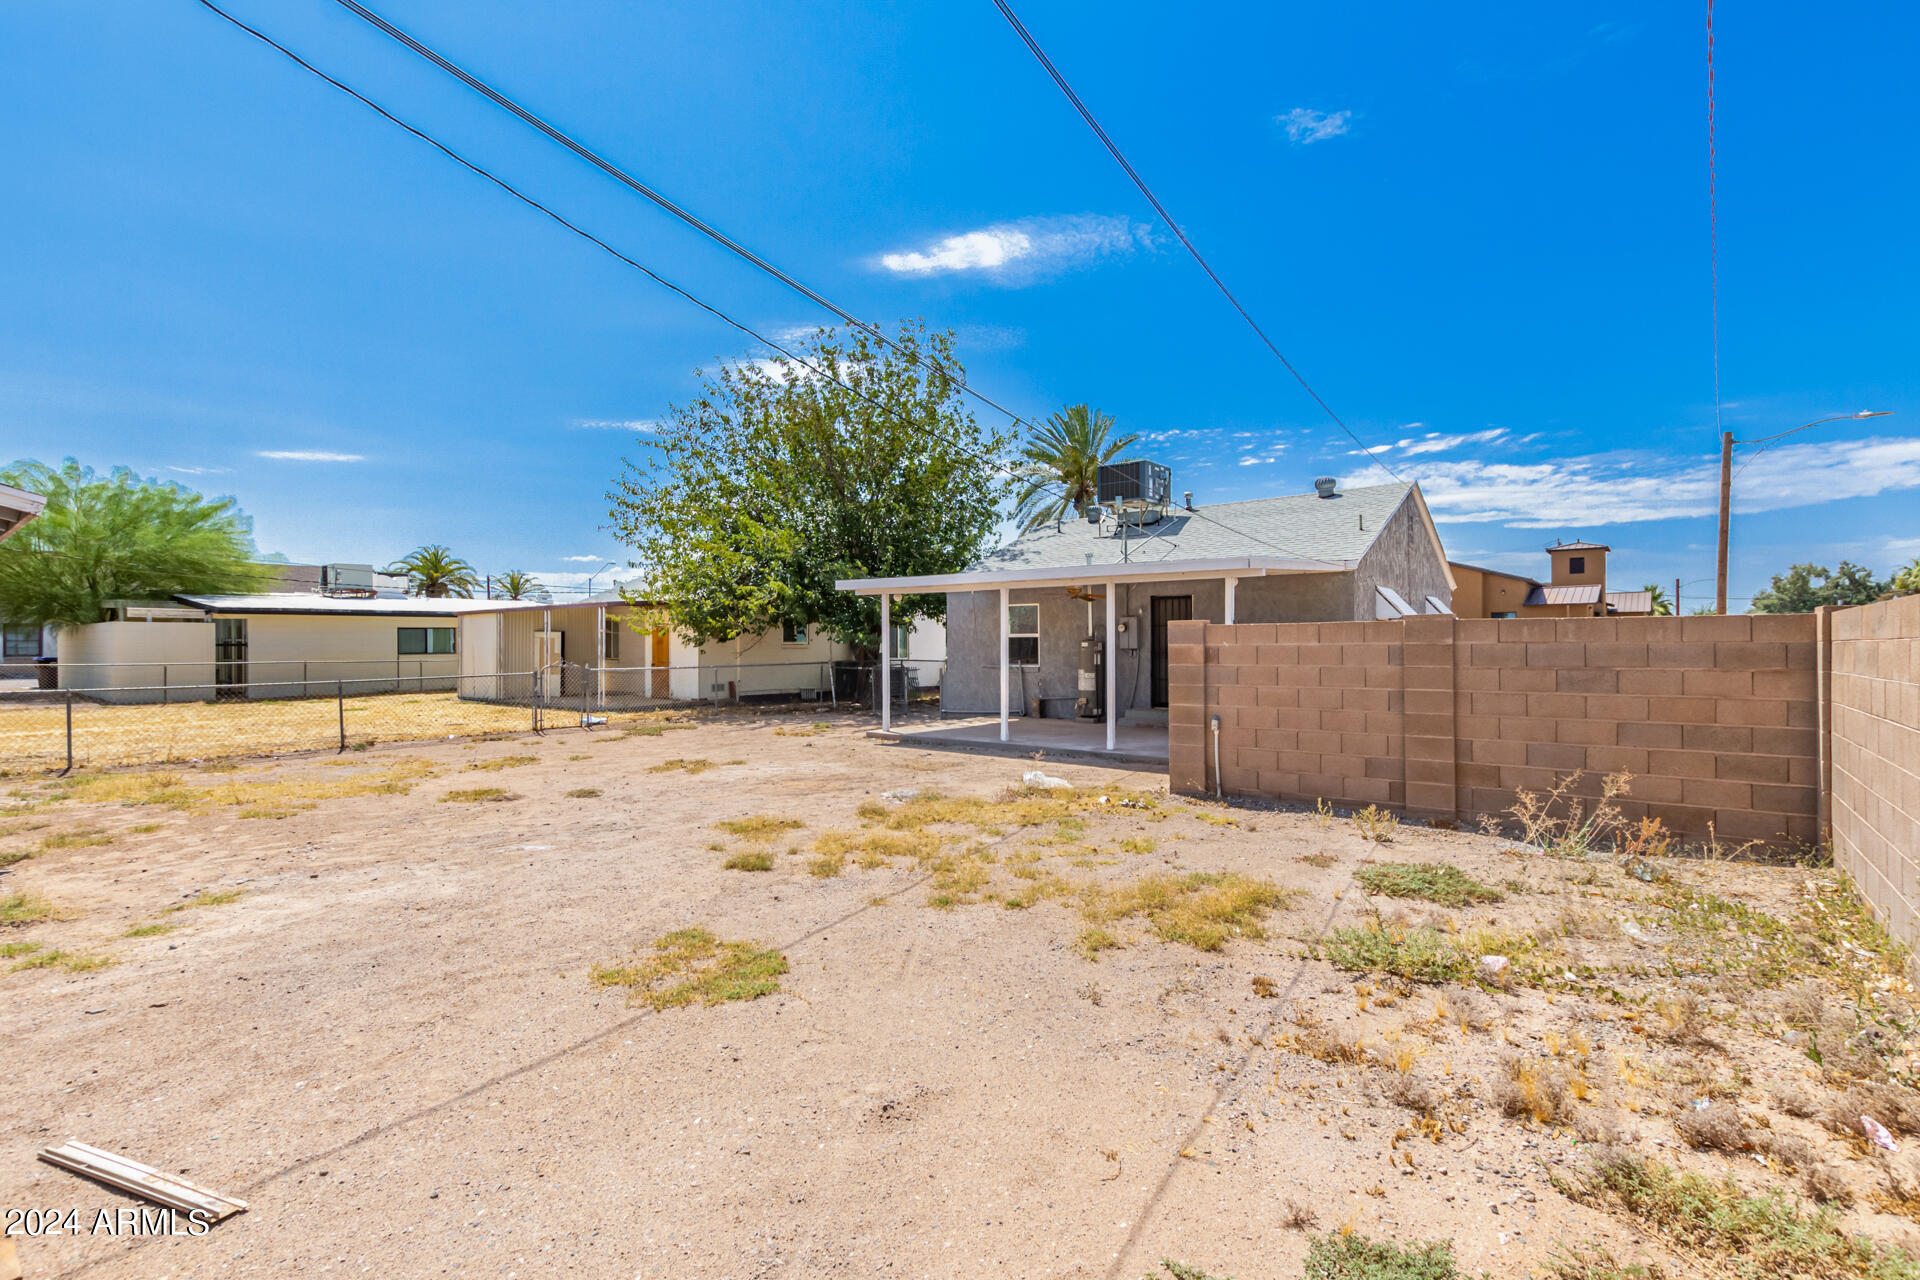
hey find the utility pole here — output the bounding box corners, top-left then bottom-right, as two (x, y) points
(1716, 411), (1888, 617)
(1715, 431), (1732, 615)
(1674, 577), (1682, 616)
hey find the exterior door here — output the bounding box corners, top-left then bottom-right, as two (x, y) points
(534, 630), (563, 698)
(214, 618), (248, 700)
(1149, 595), (1192, 709)
(649, 630), (670, 698)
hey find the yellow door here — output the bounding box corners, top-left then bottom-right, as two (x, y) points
(649, 630), (670, 698)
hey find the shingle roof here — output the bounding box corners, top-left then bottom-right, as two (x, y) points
(975, 483), (1414, 573)
(1525, 584), (1603, 606)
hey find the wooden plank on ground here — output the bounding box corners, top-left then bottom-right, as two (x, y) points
(36, 1141), (249, 1221)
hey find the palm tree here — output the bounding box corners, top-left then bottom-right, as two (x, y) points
(1643, 583), (1673, 616)
(386, 545), (478, 598)
(495, 569), (546, 601)
(1012, 405), (1138, 531)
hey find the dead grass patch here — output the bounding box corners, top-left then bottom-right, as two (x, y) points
(161, 888), (245, 913)
(648, 758), (740, 775)
(10, 948), (115, 974)
(1, 891), (56, 925)
(564, 787), (603, 798)
(440, 787), (515, 803)
(723, 849), (776, 872)
(590, 926), (787, 1010)
(1496, 1055), (1576, 1125)
(463, 754), (538, 772)
(123, 922), (177, 938)
(716, 815), (806, 838)
(1078, 872), (1295, 952)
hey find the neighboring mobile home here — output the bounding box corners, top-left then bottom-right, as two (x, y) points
(454, 587), (857, 707)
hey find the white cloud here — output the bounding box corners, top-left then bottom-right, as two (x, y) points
(165, 465), (232, 476)
(561, 554), (603, 563)
(1414, 435), (1920, 528)
(256, 450), (363, 462)
(1378, 427), (1512, 457)
(877, 215), (1152, 282)
(571, 418), (658, 432)
(1280, 108), (1353, 144)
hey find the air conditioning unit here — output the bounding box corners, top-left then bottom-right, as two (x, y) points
(1097, 459), (1171, 509)
(321, 563), (376, 596)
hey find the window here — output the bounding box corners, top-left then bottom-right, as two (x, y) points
(781, 620), (808, 645)
(1569, 556), (1586, 575)
(1491, 611), (1517, 620)
(1007, 603), (1039, 666)
(3, 624), (41, 658)
(398, 627), (455, 655)
(603, 616), (621, 662)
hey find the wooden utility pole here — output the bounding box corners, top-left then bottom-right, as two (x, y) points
(1715, 430), (1733, 614)
(1674, 577), (1682, 616)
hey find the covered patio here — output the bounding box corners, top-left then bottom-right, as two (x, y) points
(837, 555), (1351, 762)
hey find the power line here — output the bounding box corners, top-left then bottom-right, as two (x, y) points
(988, 0), (1405, 484)
(196, 2), (1352, 574)
(327, 0), (1048, 446)
(1706, 0), (1723, 444)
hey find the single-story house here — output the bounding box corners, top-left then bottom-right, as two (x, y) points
(0, 484), (50, 677)
(1450, 540), (1656, 619)
(453, 587), (857, 707)
(55, 592), (500, 701)
(837, 476), (1454, 752)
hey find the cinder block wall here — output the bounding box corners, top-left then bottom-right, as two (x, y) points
(1830, 594), (1920, 945)
(1170, 613), (1822, 845)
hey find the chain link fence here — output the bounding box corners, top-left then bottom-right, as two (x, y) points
(0, 657), (946, 772)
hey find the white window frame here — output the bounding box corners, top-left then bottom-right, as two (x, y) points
(1007, 603), (1040, 667)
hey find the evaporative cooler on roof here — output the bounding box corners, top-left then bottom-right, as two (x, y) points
(1096, 460), (1171, 509)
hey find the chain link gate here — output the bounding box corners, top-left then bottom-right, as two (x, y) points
(531, 660), (598, 732)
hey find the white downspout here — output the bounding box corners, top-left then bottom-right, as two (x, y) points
(595, 604), (606, 710)
(998, 585), (1010, 742)
(1224, 575), (1238, 625)
(1105, 579), (1117, 752)
(880, 592), (892, 732)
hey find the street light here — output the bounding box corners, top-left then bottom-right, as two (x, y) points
(1716, 410), (1893, 614)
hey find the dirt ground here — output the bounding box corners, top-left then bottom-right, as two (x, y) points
(3, 713), (1919, 1279)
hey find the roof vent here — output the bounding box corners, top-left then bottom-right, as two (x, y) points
(1314, 477), (1339, 498)
(1182, 491), (1193, 510)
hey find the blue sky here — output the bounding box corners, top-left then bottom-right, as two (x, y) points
(3, 1), (1914, 605)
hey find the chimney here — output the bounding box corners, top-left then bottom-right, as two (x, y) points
(1314, 477), (1339, 498)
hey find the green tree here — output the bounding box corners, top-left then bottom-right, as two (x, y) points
(609, 321), (1011, 653)
(1642, 583), (1673, 616)
(1012, 404), (1137, 530)
(1893, 558), (1920, 596)
(494, 569), (546, 601)
(1750, 560), (1889, 613)
(387, 545), (478, 598)
(0, 459), (270, 628)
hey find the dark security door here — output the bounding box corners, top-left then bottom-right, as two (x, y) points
(214, 618), (248, 700)
(1149, 595), (1192, 708)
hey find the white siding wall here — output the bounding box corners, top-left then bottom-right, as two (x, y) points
(55, 621), (216, 701)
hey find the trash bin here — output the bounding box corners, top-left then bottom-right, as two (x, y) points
(34, 656), (56, 690)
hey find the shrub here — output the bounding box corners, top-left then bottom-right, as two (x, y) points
(1324, 922), (1468, 983)
(1354, 862), (1503, 908)
(1304, 1231), (1459, 1280)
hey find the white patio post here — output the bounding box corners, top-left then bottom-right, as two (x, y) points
(879, 591), (891, 732)
(1224, 575), (1238, 625)
(1105, 580), (1117, 752)
(998, 585), (1010, 742)
(595, 604), (607, 709)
